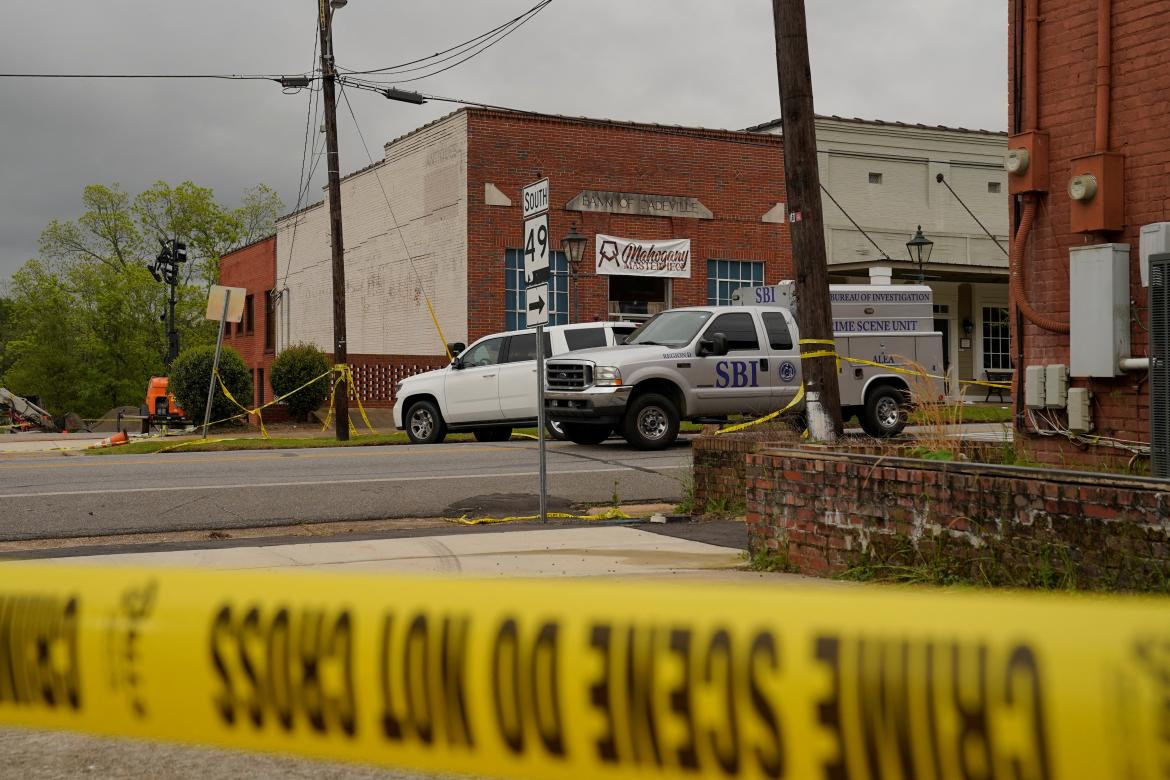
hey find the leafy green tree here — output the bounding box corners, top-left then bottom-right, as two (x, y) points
(0, 181), (282, 419)
(169, 344), (252, 426)
(270, 344), (332, 421)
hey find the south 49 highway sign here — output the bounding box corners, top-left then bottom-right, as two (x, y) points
(523, 213), (549, 286)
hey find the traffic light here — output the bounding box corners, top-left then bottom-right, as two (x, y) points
(172, 240), (187, 264)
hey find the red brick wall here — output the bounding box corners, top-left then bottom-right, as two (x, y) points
(465, 110), (790, 341)
(219, 235), (277, 410)
(1009, 0), (1169, 464)
(746, 448), (1170, 590)
(337, 353), (449, 408)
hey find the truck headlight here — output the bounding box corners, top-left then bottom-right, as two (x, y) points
(594, 366), (622, 386)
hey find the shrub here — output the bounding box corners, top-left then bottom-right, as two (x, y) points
(270, 343), (332, 421)
(169, 345), (253, 426)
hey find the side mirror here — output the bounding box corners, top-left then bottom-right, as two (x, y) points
(450, 357), (464, 370)
(699, 333), (728, 357)
(447, 342), (466, 356)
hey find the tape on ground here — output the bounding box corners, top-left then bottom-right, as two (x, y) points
(0, 566), (1166, 779)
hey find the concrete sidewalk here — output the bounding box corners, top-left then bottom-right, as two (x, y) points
(16, 525), (762, 580)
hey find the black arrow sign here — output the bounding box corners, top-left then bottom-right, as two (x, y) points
(528, 294), (546, 314)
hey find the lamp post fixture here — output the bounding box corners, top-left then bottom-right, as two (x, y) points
(561, 222), (587, 324)
(906, 225), (934, 284)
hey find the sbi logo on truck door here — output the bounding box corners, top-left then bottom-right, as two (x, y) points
(714, 361), (760, 388)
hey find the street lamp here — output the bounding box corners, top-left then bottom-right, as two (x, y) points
(906, 225), (933, 283)
(561, 222), (587, 324)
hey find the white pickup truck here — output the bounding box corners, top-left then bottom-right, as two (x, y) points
(393, 321), (636, 444)
(544, 283), (944, 449)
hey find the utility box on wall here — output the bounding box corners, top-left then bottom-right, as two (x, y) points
(1070, 243), (1131, 377)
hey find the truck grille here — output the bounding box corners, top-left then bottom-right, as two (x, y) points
(546, 362), (592, 390)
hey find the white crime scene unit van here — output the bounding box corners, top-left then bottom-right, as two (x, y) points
(543, 281), (944, 449)
(393, 321), (637, 444)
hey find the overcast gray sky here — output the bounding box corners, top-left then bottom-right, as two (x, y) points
(0, 1), (1006, 283)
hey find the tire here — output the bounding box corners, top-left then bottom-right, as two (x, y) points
(561, 423), (612, 446)
(473, 426), (512, 443)
(546, 419), (567, 441)
(622, 393), (680, 450)
(861, 385), (907, 437)
(405, 400), (447, 444)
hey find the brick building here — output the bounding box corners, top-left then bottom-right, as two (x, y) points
(270, 108), (789, 404)
(218, 234), (277, 412)
(1007, 0), (1167, 464)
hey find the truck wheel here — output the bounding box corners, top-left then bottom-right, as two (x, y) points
(406, 400), (447, 444)
(473, 426), (512, 442)
(546, 419), (567, 440)
(622, 393), (680, 450)
(562, 423), (612, 445)
(861, 386), (907, 437)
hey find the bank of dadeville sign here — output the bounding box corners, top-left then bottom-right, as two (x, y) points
(594, 234), (691, 278)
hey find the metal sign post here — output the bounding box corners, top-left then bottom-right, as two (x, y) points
(201, 285), (247, 439)
(522, 178), (551, 522)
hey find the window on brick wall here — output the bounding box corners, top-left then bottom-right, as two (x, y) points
(981, 306), (1011, 370)
(243, 294), (255, 335)
(504, 249), (568, 330)
(706, 260), (764, 305)
(264, 290), (275, 351)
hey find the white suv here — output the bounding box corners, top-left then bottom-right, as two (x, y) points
(393, 321), (637, 444)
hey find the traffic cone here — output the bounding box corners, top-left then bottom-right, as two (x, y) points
(90, 431), (129, 449)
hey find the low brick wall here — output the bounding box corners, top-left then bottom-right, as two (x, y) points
(745, 448), (1170, 590)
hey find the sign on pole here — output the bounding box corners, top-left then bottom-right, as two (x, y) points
(525, 283), (549, 327)
(522, 177), (551, 523)
(523, 214), (550, 286)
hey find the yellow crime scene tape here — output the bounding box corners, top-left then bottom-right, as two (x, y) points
(716, 340), (1013, 436)
(1, 565), (1167, 778)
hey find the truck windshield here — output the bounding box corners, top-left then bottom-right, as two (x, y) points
(627, 310), (713, 348)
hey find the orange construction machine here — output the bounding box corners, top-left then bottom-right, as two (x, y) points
(140, 377), (187, 432)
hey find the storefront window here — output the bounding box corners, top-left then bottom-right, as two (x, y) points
(982, 306), (1011, 370)
(504, 249), (568, 330)
(707, 260), (764, 304)
(608, 276), (669, 320)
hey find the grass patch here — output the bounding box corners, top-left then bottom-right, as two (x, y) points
(746, 545), (796, 573)
(85, 431), (474, 455)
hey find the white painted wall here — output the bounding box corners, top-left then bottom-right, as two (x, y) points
(756, 118), (1009, 272)
(275, 112), (468, 356)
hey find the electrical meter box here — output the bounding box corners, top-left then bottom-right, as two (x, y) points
(1070, 243), (1131, 377)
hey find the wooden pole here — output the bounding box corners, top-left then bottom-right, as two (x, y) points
(771, 0), (844, 440)
(320, 0), (350, 441)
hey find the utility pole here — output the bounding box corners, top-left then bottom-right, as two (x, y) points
(771, 0), (843, 441)
(319, 0), (349, 440)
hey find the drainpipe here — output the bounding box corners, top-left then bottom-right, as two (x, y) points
(1095, 0), (1112, 153)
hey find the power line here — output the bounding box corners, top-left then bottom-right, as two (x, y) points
(341, 0), (550, 87)
(338, 0), (551, 76)
(0, 72), (302, 81)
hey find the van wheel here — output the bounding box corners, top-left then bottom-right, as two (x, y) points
(473, 426), (512, 442)
(562, 423), (612, 446)
(861, 386), (907, 437)
(406, 400), (447, 444)
(622, 393), (680, 450)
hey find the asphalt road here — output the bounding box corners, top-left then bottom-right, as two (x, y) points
(0, 439), (690, 541)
